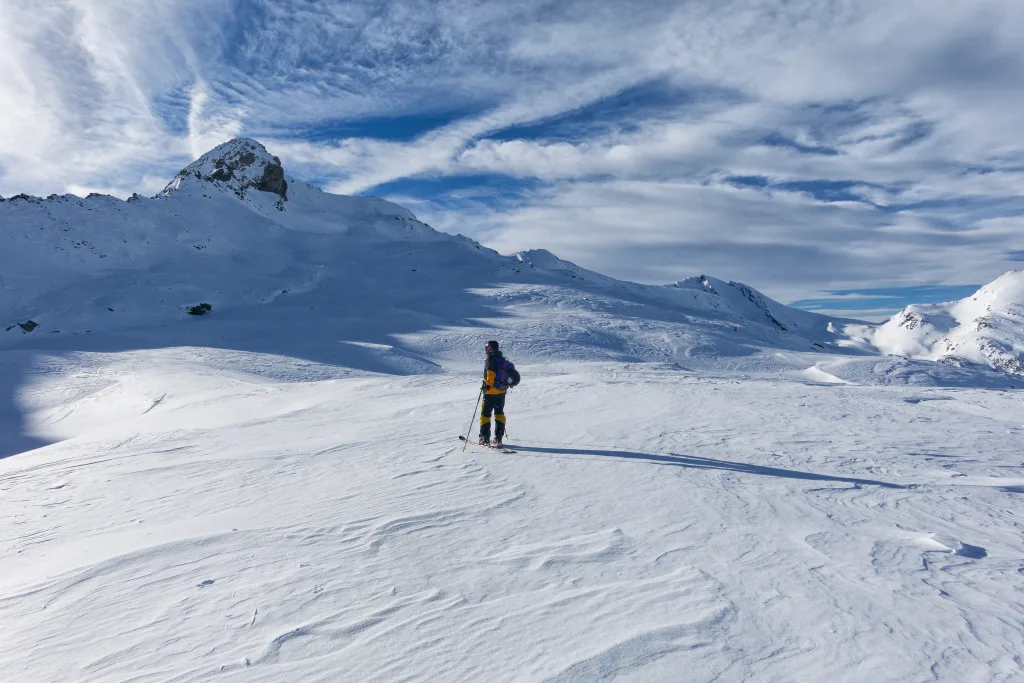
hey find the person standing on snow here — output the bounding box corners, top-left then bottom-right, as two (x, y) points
(479, 340), (508, 446)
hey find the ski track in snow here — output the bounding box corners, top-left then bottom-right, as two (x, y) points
(1, 355), (1023, 682)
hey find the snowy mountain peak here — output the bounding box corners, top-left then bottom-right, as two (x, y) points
(162, 138), (288, 204)
(850, 270), (1024, 375)
(964, 269), (1024, 310)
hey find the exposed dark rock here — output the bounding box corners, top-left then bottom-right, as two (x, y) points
(18, 320), (39, 333)
(258, 163), (287, 197)
(897, 311), (922, 330)
(187, 303), (213, 316)
(210, 167), (234, 182)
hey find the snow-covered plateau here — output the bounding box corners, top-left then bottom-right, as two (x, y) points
(2, 139), (1022, 682)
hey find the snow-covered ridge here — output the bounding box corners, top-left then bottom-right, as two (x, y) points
(668, 276), (789, 331)
(1, 137), (850, 362)
(847, 271), (1024, 375)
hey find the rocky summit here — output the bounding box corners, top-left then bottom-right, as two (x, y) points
(162, 138), (288, 202)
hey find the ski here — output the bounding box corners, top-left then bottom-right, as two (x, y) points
(458, 435), (517, 453)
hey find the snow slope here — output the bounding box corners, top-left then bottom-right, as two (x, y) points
(2, 139), (1023, 682)
(1, 354), (1022, 682)
(847, 271), (1024, 375)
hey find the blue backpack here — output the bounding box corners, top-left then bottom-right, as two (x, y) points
(493, 358), (521, 390)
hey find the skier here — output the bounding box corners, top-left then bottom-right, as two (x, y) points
(479, 340), (508, 447)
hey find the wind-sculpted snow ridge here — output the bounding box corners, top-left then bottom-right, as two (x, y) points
(847, 271), (1024, 375)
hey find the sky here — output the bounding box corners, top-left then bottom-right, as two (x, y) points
(1, 0), (1023, 320)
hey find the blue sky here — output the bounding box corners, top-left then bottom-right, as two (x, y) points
(2, 0), (1023, 320)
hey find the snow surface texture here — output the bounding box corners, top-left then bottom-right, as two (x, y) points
(1, 140), (1023, 682)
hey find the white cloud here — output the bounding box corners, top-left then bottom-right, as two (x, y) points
(1, 0), (1023, 300)
(186, 80), (244, 159)
(800, 308), (900, 323)
(397, 175), (1020, 303)
(0, 0), (202, 196)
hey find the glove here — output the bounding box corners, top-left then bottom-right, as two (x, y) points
(481, 382), (489, 392)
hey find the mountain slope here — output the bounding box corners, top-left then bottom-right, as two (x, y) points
(1, 138), (848, 370)
(846, 271), (1024, 375)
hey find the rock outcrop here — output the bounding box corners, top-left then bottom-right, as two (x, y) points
(163, 138), (288, 203)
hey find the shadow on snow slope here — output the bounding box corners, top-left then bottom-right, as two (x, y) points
(0, 353), (50, 458)
(0, 225), (863, 459)
(512, 445), (907, 489)
(0, 238), (530, 458)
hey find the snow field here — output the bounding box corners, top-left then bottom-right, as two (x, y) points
(2, 352), (1022, 682)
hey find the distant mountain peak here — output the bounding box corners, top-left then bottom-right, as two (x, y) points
(859, 270), (1024, 375)
(162, 138), (288, 205)
(968, 269), (1024, 307)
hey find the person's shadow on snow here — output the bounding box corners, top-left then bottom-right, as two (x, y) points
(510, 445), (907, 489)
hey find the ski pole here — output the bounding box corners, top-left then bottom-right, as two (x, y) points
(463, 388), (484, 451)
